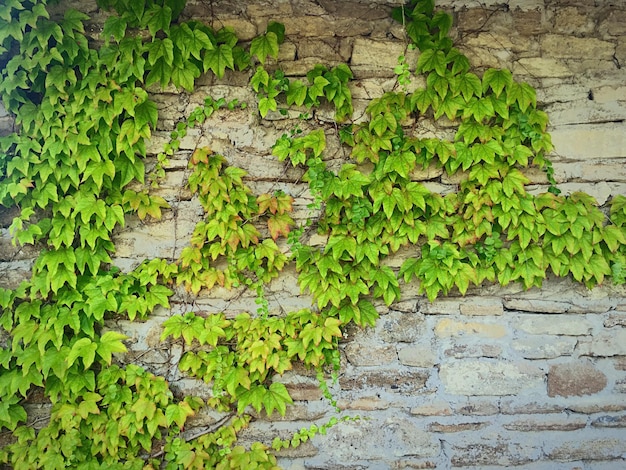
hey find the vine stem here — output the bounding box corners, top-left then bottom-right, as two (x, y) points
(149, 412), (236, 459)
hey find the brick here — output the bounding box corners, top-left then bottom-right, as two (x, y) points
(427, 421), (488, 433)
(440, 361), (544, 396)
(454, 400), (500, 416)
(553, 160), (626, 184)
(504, 297), (613, 314)
(434, 318), (507, 338)
(459, 297), (503, 316)
(512, 335), (576, 359)
(565, 398), (626, 413)
(500, 399), (565, 415)
(340, 369), (429, 393)
(513, 57), (571, 78)
(541, 35), (615, 59)
(377, 311), (426, 343)
(444, 344), (502, 359)
(450, 440), (537, 467)
(513, 314), (592, 335)
(337, 396), (390, 411)
(592, 415), (626, 428)
(503, 416), (587, 432)
(605, 313), (626, 328)
(577, 330), (626, 357)
(344, 342), (397, 366)
(419, 298), (461, 315)
(398, 345), (437, 367)
(551, 124), (626, 160)
(548, 361), (607, 397)
(410, 400), (452, 417)
(544, 434), (626, 461)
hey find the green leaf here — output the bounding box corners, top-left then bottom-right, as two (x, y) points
(263, 382), (293, 416)
(144, 4), (172, 37)
(204, 44), (234, 78)
(165, 401), (194, 428)
(250, 32), (279, 64)
(97, 331), (128, 365)
(506, 82), (536, 112)
(103, 15), (127, 42)
(482, 68), (512, 97)
(417, 49), (447, 76)
(67, 338), (98, 369)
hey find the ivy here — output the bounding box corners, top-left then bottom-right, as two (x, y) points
(0, 0), (625, 468)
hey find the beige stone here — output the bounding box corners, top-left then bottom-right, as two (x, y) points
(459, 297), (504, 316)
(410, 400), (453, 416)
(440, 360), (544, 396)
(435, 318), (507, 338)
(541, 35), (615, 59)
(514, 57), (571, 78)
(547, 361), (608, 397)
(503, 416), (587, 431)
(513, 314), (593, 336)
(398, 345), (437, 367)
(428, 421), (487, 433)
(344, 342), (397, 366)
(551, 123), (626, 160)
(512, 335), (576, 359)
(577, 330), (626, 357)
(545, 435), (626, 461)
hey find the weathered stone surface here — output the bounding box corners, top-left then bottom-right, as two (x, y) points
(440, 361), (544, 396)
(454, 400), (500, 416)
(500, 398), (565, 415)
(337, 396), (390, 411)
(605, 313), (626, 328)
(397, 345), (437, 367)
(512, 335), (577, 359)
(377, 311), (425, 343)
(541, 35), (615, 59)
(419, 298), (461, 315)
(503, 416), (587, 431)
(551, 124), (626, 160)
(340, 369), (429, 393)
(410, 400), (452, 416)
(544, 435), (626, 461)
(577, 330), (626, 357)
(428, 421), (487, 433)
(513, 314), (593, 335)
(592, 415), (626, 428)
(344, 341), (397, 366)
(459, 297), (504, 316)
(450, 440), (537, 467)
(514, 57), (571, 78)
(435, 318), (507, 338)
(548, 361), (608, 397)
(443, 343), (502, 358)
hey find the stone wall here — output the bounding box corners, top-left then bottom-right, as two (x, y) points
(2, 0), (626, 468)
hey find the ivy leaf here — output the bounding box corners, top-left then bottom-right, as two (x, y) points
(267, 213), (294, 240)
(171, 61), (200, 92)
(250, 32), (279, 65)
(502, 168), (530, 197)
(147, 38), (174, 66)
(266, 21), (286, 44)
(506, 82), (536, 113)
(204, 44), (234, 78)
(67, 338), (98, 369)
(165, 401), (195, 428)
(286, 80), (308, 106)
(416, 49), (447, 76)
(482, 68), (512, 97)
(103, 16), (127, 43)
(144, 4), (172, 37)
(97, 331), (128, 365)
(263, 382), (293, 416)
(135, 99), (158, 129)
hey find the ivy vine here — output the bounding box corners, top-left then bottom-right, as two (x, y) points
(0, 0), (625, 468)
